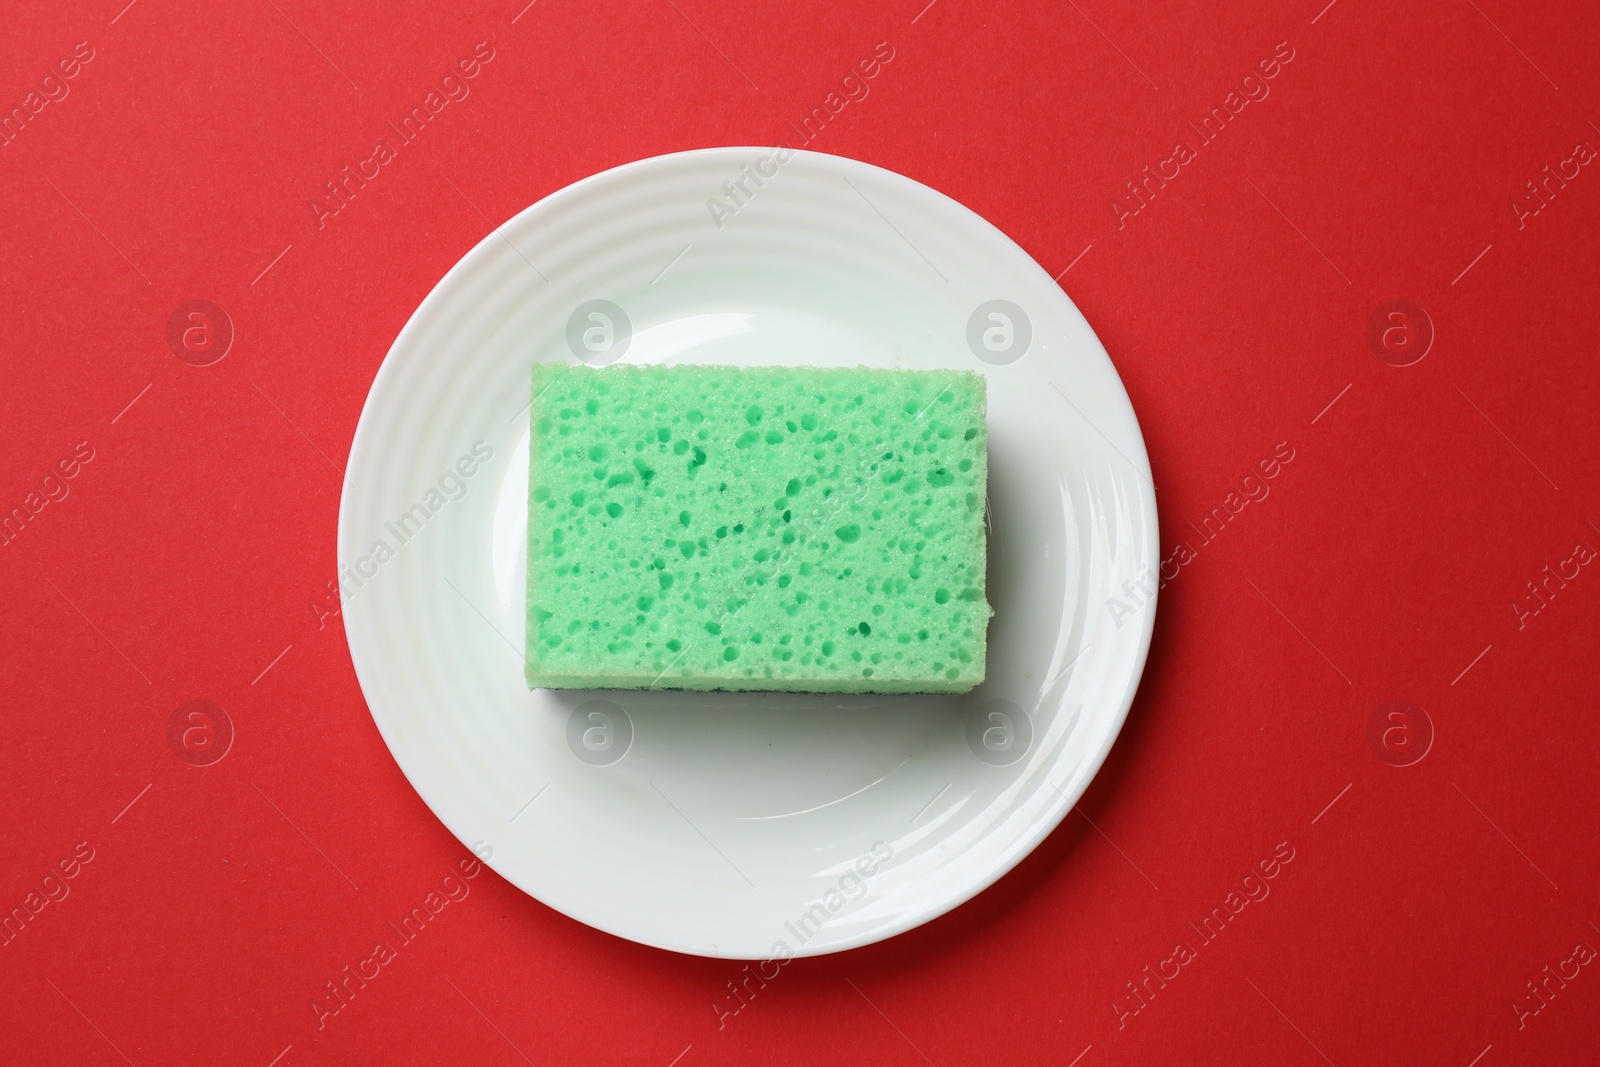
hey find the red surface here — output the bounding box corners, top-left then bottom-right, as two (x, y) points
(3, 0), (1598, 1064)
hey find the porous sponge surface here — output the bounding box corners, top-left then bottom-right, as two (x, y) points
(526, 363), (991, 693)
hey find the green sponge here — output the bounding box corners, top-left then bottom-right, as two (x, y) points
(525, 362), (990, 693)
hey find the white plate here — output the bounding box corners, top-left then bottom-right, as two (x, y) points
(340, 147), (1157, 958)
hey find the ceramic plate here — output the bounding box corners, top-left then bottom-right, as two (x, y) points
(340, 147), (1157, 958)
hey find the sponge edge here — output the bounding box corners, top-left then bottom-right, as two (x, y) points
(526, 362), (991, 693)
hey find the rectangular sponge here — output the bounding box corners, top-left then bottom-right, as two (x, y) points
(526, 363), (991, 693)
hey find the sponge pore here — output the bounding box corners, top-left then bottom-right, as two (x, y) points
(526, 362), (991, 693)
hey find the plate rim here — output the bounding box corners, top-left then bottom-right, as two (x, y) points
(339, 145), (1159, 957)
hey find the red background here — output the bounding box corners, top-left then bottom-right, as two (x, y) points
(3, 0), (1598, 1063)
